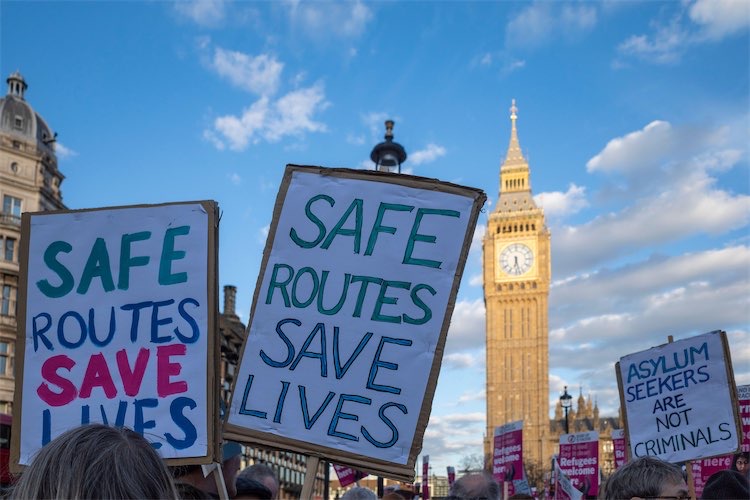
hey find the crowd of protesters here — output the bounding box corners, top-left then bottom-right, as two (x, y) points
(0, 422), (748, 499)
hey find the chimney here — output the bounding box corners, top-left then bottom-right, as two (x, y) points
(223, 285), (238, 317)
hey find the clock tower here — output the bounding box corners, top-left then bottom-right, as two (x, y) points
(483, 101), (551, 467)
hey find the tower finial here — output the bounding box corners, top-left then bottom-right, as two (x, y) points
(510, 98), (518, 121)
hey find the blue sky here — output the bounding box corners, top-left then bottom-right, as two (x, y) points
(2, 0), (749, 477)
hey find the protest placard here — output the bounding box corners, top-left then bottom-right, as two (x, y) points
(553, 456), (582, 500)
(739, 384), (750, 452)
(558, 431), (599, 498)
(11, 201), (220, 469)
(689, 383), (750, 497)
(333, 464), (368, 488)
(616, 330), (741, 464)
(224, 165), (485, 481)
(611, 428), (627, 469)
(492, 420), (527, 496)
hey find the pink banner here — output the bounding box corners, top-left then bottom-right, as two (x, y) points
(332, 464), (368, 488)
(558, 432), (599, 498)
(447, 466), (455, 487)
(738, 385), (750, 453)
(691, 455), (733, 498)
(611, 429), (627, 469)
(422, 455), (430, 500)
(492, 421), (524, 496)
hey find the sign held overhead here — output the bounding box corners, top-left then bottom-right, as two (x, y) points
(226, 165), (485, 481)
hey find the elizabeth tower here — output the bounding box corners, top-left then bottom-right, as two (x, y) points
(483, 101), (551, 467)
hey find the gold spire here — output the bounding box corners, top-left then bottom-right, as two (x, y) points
(504, 98), (526, 166)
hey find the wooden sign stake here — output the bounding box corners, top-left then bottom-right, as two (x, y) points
(301, 455), (321, 499)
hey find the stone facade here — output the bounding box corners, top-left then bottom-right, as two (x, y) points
(0, 72), (66, 414)
(483, 101), (551, 467)
(483, 102), (622, 478)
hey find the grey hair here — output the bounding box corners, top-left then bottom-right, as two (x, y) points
(601, 455), (684, 500)
(341, 486), (378, 500)
(10, 424), (179, 499)
(448, 472), (501, 500)
(238, 462), (278, 483)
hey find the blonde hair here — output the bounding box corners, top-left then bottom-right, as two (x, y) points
(11, 423), (179, 499)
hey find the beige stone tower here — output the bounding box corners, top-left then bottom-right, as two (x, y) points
(0, 72), (65, 413)
(483, 100), (551, 467)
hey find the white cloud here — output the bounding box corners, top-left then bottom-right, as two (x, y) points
(506, 2), (597, 49)
(617, 19), (688, 65)
(535, 183), (588, 218)
(346, 133), (365, 146)
(228, 172), (241, 185)
(689, 0), (750, 40)
(586, 120), (675, 174)
(410, 143), (447, 166)
(209, 83), (329, 150)
(55, 142), (77, 159)
(550, 118), (749, 275)
(284, 0), (372, 39)
(174, 0), (227, 28)
(445, 299), (486, 353)
(211, 48), (283, 96)
(617, 0), (750, 65)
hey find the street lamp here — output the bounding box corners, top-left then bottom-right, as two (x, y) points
(560, 386), (572, 434)
(370, 120), (407, 173)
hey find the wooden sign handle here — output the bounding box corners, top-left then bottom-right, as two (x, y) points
(301, 455), (320, 499)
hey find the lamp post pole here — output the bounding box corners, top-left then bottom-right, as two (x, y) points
(560, 386), (572, 434)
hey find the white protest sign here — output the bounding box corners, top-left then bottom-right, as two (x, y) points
(12, 201), (220, 468)
(225, 166), (485, 480)
(617, 330), (740, 463)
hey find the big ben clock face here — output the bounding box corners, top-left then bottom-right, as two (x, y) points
(500, 243), (534, 276)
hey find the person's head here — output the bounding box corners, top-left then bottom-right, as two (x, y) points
(238, 463), (279, 499)
(602, 456), (688, 500)
(11, 423), (178, 499)
(701, 469), (750, 499)
(235, 475), (272, 499)
(341, 485), (378, 500)
(732, 452), (749, 475)
(447, 472), (500, 500)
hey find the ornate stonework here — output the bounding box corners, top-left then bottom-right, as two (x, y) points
(483, 101), (551, 467)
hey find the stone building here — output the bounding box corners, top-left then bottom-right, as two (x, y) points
(0, 72), (65, 413)
(483, 101), (552, 466)
(483, 102), (622, 480)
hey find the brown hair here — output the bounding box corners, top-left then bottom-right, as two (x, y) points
(10, 424), (179, 499)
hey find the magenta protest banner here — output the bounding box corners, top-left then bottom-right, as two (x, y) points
(553, 457), (582, 500)
(611, 429), (627, 469)
(690, 455), (733, 498)
(739, 384), (750, 452)
(422, 455), (430, 500)
(11, 202), (220, 469)
(558, 431), (599, 498)
(492, 420), (524, 496)
(333, 464), (368, 488)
